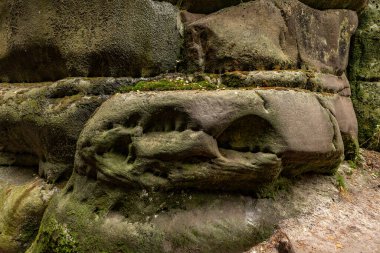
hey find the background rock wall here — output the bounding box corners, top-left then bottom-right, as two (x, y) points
(0, 0), (181, 82)
(0, 0), (375, 252)
(349, 0), (380, 151)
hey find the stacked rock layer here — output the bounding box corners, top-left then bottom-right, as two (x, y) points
(0, 0), (369, 252)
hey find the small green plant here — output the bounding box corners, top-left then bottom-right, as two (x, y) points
(348, 160), (357, 170)
(335, 173), (346, 191)
(369, 124), (380, 149)
(176, 0), (184, 8)
(362, 124), (380, 150)
(257, 177), (293, 199)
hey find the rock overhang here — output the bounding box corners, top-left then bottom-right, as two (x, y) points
(0, 0), (365, 82)
(0, 0), (368, 252)
(74, 89), (345, 192)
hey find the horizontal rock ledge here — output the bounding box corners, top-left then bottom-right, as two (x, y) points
(159, 0), (368, 13)
(75, 89), (350, 191)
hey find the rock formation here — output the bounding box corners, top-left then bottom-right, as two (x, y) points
(0, 0), (181, 82)
(349, 0), (380, 151)
(0, 0), (373, 252)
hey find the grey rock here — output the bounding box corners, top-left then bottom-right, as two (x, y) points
(222, 70), (352, 96)
(184, 0), (358, 75)
(159, 0), (368, 13)
(0, 176), (58, 253)
(349, 0), (380, 150)
(299, 0), (368, 12)
(0, 0), (181, 82)
(0, 78), (117, 181)
(27, 161), (346, 253)
(75, 90), (344, 192)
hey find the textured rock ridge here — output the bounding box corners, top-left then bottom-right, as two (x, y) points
(349, 0), (380, 151)
(184, 0), (358, 75)
(160, 0), (368, 13)
(0, 0), (181, 82)
(0, 0), (369, 252)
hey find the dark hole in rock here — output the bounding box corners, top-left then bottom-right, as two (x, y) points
(126, 145), (136, 164)
(0, 44), (68, 83)
(184, 156), (211, 164)
(111, 201), (124, 212)
(124, 112), (142, 128)
(106, 122), (114, 130)
(111, 136), (132, 157)
(144, 107), (191, 133)
(217, 115), (278, 154)
(65, 184), (74, 194)
(145, 167), (169, 179)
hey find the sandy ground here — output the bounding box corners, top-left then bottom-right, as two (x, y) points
(248, 149), (380, 253)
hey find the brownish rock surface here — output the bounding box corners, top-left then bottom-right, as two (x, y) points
(0, 0), (181, 82)
(184, 0), (358, 74)
(248, 150), (380, 253)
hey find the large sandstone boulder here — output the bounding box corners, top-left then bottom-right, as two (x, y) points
(0, 78), (122, 181)
(0, 0), (364, 252)
(75, 90), (344, 190)
(0, 0), (181, 82)
(160, 0), (368, 13)
(184, 0), (358, 75)
(349, 0), (380, 151)
(299, 0), (368, 11)
(0, 167), (57, 253)
(159, 0), (251, 14)
(26, 89), (347, 252)
(222, 71), (352, 96)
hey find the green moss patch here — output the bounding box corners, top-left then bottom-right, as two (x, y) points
(118, 78), (222, 92)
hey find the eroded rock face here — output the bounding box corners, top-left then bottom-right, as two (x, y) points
(299, 0), (368, 11)
(75, 90), (344, 191)
(0, 0), (365, 252)
(0, 168), (58, 253)
(184, 0), (358, 74)
(160, 0), (368, 13)
(24, 89), (348, 252)
(0, 78), (120, 181)
(349, 0), (380, 151)
(159, 0), (251, 14)
(0, 0), (181, 82)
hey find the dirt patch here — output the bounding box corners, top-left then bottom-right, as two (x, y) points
(248, 149), (380, 253)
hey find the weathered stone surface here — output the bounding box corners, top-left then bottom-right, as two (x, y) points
(349, 0), (380, 151)
(28, 160), (358, 253)
(160, 0), (368, 13)
(352, 82), (380, 151)
(74, 90), (344, 192)
(349, 0), (380, 82)
(222, 71), (351, 96)
(184, 0), (358, 75)
(248, 152), (380, 253)
(0, 170), (57, 253)
(299, 0), (368, 12)
(318, 94), (359, 159)
(0, 0), (181, 82)
(0, 78), (120, 181)
(160, 0), (251, 14)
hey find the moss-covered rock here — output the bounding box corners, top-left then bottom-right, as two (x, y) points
(0, 0), (181, 82)
(160, 0), (368, 13)
(184, 0), (358, 75)
(349, 0), (380, 150)
(0, 176), (58, 253)
(27, 174), (280, 253)
(299, 0), (368, 12)
(0, 78), (120, 182)
(222, 71), (352, 96)
(28, 164), (344, 253)
(351, 82), (380, 151)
